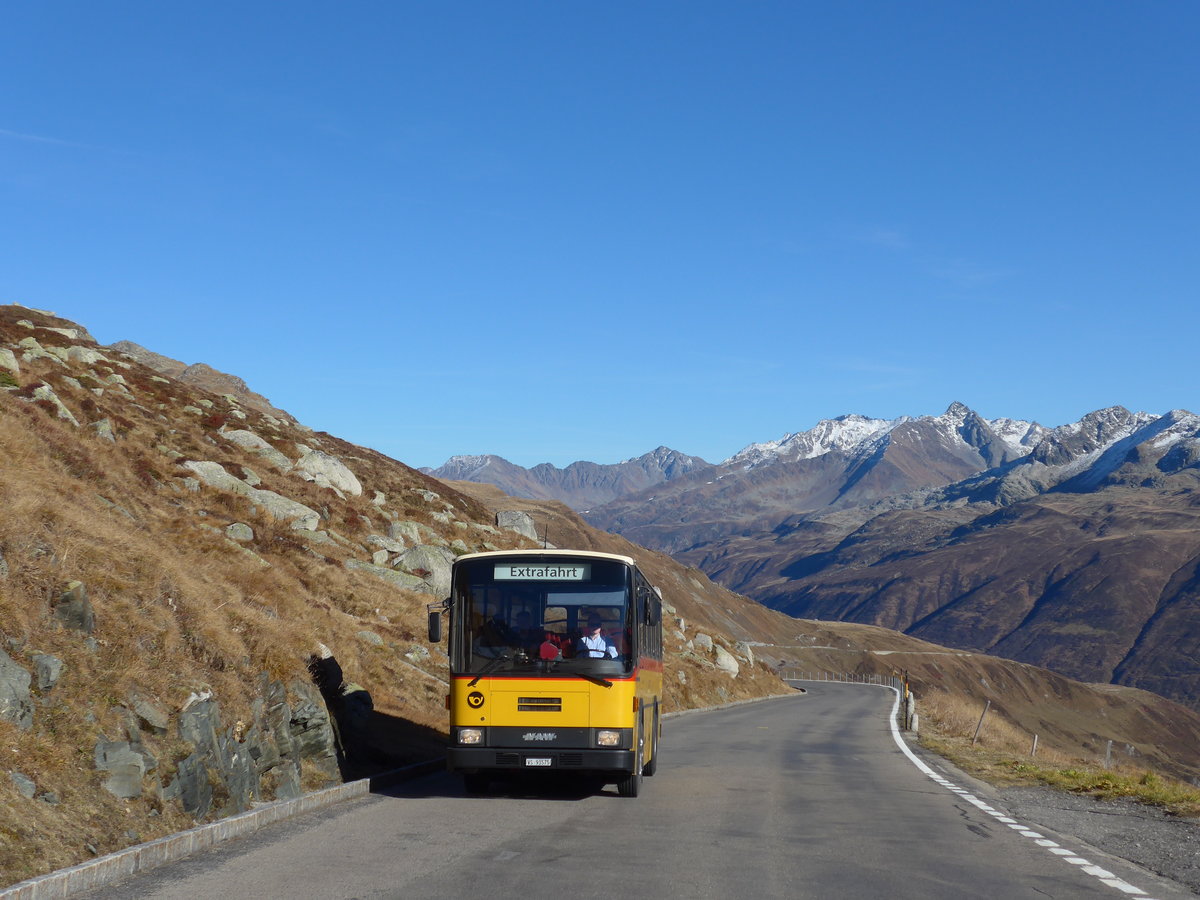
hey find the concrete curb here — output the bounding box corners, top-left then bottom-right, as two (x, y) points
(0, 759), (444, 900)
(3, 691), (803, 898)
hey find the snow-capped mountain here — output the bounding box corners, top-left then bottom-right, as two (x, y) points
(932, 406), (1180, 506)
(988, 417), (1050, 457)
(1153, 410), (1200, 450)
(427, 454), (520, 484)
(724, 402), (1041, 472)
(1028, 406), (1156, 468)
(726, 414), (895, 469)
(1052, 407), (1200, 491)
(431, 404), (1200, 560)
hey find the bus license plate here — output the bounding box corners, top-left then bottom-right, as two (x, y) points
(525, 757), (552, 767)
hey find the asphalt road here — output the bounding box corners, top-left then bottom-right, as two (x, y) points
(92, 683), (1195, 899)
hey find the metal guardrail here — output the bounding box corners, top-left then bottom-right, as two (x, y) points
(778, 670), (905, 691)
(779, 670), (916, 731)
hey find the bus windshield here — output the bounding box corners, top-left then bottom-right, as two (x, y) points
(453, 556), (634, 677)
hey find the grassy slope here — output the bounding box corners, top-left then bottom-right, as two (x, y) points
(0, 306), (789, 885)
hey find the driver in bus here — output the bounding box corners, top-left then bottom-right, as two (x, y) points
(576, 614), (618, 659)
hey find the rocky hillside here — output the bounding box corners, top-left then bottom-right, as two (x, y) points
(0, 304), (786, 885)
(425, 446), (710, 511)
(701, 482), (1200, 711)
(106, 340), (292, 421)
(3, 305), (1198, 889)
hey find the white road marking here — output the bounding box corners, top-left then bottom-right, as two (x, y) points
(875, 685), (1158, 899)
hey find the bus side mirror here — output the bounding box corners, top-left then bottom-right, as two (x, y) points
(428, 597), (450, 642)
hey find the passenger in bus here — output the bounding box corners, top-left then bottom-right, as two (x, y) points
(576, 614), (618, 659)
(538, 632), (564, 660)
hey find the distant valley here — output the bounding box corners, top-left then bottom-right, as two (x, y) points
(430, 403), (1200, 711)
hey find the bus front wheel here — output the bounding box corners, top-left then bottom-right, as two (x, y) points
(616, 768), (641, 797)
(617, 726), (644, 797)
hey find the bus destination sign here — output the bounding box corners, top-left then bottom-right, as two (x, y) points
(494, 563), (591, 581)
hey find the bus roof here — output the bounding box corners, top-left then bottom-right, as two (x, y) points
(454, 548), (637, 567)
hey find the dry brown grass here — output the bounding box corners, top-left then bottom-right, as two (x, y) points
(0, 314), (505, 883)
(0, 306), (799, 886)
(917, 689), (1200, 816)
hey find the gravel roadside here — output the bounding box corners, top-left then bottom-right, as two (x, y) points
(905, 735), (1200, 897)
(999, 785), (1200, 896)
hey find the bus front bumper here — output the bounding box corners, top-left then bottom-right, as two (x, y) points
(447, 747), (635, 774)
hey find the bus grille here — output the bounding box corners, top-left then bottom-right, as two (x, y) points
(496, 753), (522, 767)
(517, 697), (562, 712)
(559, 753), (583, 767)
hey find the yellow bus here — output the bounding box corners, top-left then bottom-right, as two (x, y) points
(429, 549), (664, 797)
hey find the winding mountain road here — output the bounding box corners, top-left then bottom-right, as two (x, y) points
(91, 683), (1193, 899)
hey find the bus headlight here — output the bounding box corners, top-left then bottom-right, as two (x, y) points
(458, 728), (483, 745)
(596, 730), (620, 747)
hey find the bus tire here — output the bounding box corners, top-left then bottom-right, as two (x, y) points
(618, 726), (644, 797)
(616, 768), (641, 797)
(643, 711), (659, 777)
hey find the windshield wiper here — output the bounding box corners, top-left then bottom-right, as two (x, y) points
(570, 671), (613, 689)
(468, 653), (511, 687)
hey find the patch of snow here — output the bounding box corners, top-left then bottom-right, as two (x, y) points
(725, 413), (894, 469)
(988, 418), (1045, 457)
(1151, 411), (1200, 448)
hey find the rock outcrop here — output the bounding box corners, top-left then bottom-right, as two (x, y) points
(496, 510), (539, 542)
(293, 450), (363, 497)
(0, 648), (33, 730)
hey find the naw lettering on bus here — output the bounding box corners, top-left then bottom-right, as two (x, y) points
(494, 564), (591, 581)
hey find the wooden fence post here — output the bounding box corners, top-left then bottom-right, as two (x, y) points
(972, 700), (991, 746)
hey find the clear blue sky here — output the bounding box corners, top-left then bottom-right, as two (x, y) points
(3, 2), (1196, 468)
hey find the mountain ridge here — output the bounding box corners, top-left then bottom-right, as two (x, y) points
(424, 445), (710, 511)
(431, 401), (1200, 712)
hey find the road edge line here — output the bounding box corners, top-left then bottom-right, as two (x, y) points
(878, 686), (1157, 899)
